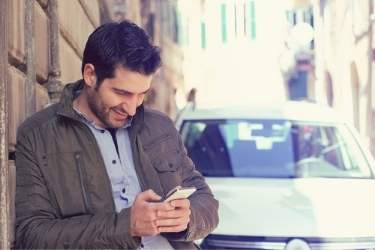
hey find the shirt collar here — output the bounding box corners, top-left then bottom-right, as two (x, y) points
(73, 106), (133, 131)
(56, 79), (143, 134)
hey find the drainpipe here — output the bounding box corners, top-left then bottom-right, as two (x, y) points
(47, 0), (62, 103)
(0, 0), (9, 248)
(25, 0), (36, 115)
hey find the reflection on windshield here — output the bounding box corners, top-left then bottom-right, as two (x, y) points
(180, 119), (372, 178)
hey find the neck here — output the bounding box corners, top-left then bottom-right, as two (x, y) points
(73, 91), (106, 128)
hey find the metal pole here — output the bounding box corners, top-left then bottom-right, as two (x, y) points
(47, 0), (62, 103)
(0, 0), (10, 248)
(25, 0), (36, 115)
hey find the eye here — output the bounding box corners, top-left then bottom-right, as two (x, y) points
(113, 89), (131, 96)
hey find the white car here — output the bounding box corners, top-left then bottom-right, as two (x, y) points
(176, 101), (375, 250)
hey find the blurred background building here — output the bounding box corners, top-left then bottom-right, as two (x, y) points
(175, 0), (288, 107)
(283, 0), (375, 157)
(312, 0), (375, 154)
(1, 0), (375, 248)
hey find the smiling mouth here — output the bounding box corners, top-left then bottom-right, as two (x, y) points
(112, 109), (127, 118)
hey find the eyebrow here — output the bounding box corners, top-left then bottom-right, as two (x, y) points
(113, 87), (150, 95)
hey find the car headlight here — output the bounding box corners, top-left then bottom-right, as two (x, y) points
(284, 239), (311, 250)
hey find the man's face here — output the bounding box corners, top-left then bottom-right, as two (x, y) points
(86, 67), (152, 128)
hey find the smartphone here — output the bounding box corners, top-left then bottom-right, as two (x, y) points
(163, 186), (196, 202)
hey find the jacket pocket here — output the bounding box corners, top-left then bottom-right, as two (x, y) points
(42, 151), (91, 218)
(142, 134), (177, 157)
(152, 153), (182, 193)
(153, 156), (179, 172)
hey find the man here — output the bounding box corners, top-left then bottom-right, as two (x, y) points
(15, 20), (218, 249)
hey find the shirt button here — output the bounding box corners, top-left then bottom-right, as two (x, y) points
(122, 188), (126, 193)
(141, 243), (144, 248)
(112, 160), (116, 164)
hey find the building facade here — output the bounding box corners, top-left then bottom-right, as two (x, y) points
(1, 0), (102, 247)
(311, 0), (375, 154)
(176, 0), (289, 108)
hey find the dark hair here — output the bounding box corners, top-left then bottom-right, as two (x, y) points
(81, 20), (161, 84)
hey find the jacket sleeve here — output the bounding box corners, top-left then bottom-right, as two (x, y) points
(163, 130), (219, 241)
(15, 131), (141, 249)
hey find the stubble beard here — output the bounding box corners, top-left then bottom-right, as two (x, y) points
(86, 91), (117, 128)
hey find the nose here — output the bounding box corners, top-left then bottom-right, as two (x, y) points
(122, 95), (139, 116)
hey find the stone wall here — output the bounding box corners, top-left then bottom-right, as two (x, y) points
(4, 0), (101, 246)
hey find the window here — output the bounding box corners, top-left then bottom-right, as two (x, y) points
(161, 1), (179, 43)
(180, 119), (372, 178)
(247, 0), (256, 40)
(200, 21), (206, 49)
(220, 3), (227, 43)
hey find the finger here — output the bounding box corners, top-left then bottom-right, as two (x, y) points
(157, 209), (179, 219)
(150, 201), (175, 212)
(156, 217), (189, 227)
(138, 189), (162, 202)
(158, 224), (189, 233)
(157, 207), (191, 219)
(157, 218), (183, 227)
(170, 198), (190, 208)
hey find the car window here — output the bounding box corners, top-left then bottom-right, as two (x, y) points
(180, 119), (372, 178)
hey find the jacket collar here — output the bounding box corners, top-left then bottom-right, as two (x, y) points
(56, 79), (145, 134)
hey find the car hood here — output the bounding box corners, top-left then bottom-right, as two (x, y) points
(207, 177), (375, 237)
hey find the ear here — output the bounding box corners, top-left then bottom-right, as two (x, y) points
(83, 63), (97, 88)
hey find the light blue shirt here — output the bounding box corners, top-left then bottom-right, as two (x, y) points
(74, 108), (173, 250)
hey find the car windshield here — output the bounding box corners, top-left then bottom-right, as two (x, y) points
(180, 119), (372, 178)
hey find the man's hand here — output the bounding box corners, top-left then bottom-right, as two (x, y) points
(130, 190), (174, 237)
(156, 199), (191, 233)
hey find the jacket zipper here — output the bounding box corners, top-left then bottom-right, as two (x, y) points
(130, 134), (147, 192)
(74, 152), (90, 213)
(76, 122), (117, 211)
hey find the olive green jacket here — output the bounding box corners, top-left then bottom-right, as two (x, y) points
(15, 80), (218, 249)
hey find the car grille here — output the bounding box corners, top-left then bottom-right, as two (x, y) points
(200, 235), (375, 250)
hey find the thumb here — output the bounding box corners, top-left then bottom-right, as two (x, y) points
(140, 189), (162, 202)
